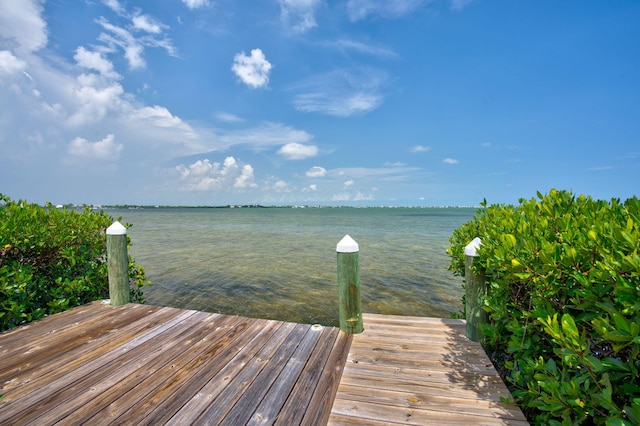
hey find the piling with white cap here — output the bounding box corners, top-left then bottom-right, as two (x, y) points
(464, 237), (487, 343)
(106, 221), (130, 306)
(337, 235), (363, 334)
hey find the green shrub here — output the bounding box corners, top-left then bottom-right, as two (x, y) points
(448, 189), (640, 425)
(0, 194), (149, 331)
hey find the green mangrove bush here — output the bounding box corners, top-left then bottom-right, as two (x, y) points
(448, 189), (640, 425)
(0, 194), (149, 331)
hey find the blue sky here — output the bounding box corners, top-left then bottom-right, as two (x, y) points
(1, 0), (638, 206)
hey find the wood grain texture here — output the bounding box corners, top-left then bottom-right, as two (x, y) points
(328, 313), (528, 425)
(0, 304), (527, 425)
(0, 302), (350, 425)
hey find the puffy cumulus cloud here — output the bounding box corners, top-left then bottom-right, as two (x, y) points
(273, 180), (290, 191)
(174, 156), (257, 192)
(279, 0), (321, 33)
(234, 165), (258, 189)
(411, 145), (431, 153)
(231, 49), (272, 89)
(278, 142), (318, 160)
(0, 50), (27, 75)
(291, 68), (387, 117)
(346, 0), (425, 21)
(132, 105), (192, 130)
(305, 166), (326, 178)
(443, 158), (459, 164)
(182, 0), (209, 9)
(68, 134), (123, 160)
(343, 180), (354, 188)
(74, 47), (120, 79)
(0, 0), (48, 54)
(67, 74), (125, 126)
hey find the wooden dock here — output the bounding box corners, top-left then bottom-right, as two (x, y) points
(0, 302), (527, 425)
(328, 313), (528, 425)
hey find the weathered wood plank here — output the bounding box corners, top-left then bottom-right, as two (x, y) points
(217, 323), (312, 425)
(0, 304), (175, 396)
(329, 313), (527, 425)
(246, 324), (325, 425)
(300, 331), (353, 426)
(60, 311), (231, 425)
(130, 317), (278, 426)
(0, 307), (202, 425)
(274, 326), (340, 424)
(330, 398), (529, 426)
(162, 319), (286, 425)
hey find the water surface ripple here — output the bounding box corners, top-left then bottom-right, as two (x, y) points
(111, 207), (476, 326)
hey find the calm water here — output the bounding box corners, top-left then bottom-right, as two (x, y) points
(108, 207), (476, 326)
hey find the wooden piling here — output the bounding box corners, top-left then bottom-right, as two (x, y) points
(337, 235), (363, 334)
(106, 221), (130, 306)
(464, 237), (487, 342)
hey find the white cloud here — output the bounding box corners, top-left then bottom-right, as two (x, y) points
(279, 0), (321, 33)
(443, 158), (459, 164)
(0, 50), (27, 75)
(328, 39), (398, 58)
(182, 0), (209, 10)
(67, 74), (125, 126)
(291, 68), (387, 117)
(215, 112), (244, 123)
(174, 156), (257, 192)
(344, 180), (354, 188)
(132, 13), (166, 34)
(306, 166), (327, 178)
(101, 0), (126, 15)
(216, 122), (313, 151)
(68, 134), (123, 160)
(411, 145), (431, 153)
(234, 165), (258, 188)
(278, 143), (319, 160)
(0, 0), (48, 54)
(231, 49), (272, 89)
(74, 47), (120, 79)
(95, 13), (175, 70)
(346, 0), (425, 21)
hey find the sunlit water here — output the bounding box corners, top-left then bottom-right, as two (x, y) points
(108, 207), (476, 326)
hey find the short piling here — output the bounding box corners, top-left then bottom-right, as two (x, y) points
(337, 235), (363, 334)
(106, 221), (130, 306)
(464, 237), (487, 342)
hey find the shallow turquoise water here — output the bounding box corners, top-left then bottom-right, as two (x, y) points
(109, 207), (476, 326)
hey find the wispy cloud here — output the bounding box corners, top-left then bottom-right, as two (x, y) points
(411, 145), (431, 153)
(450, 0), (475, 11)
(279, 0), (322, 33)
(181, 0), (209, 10)
(231, 49), (272, 89)
(346, 0), (425, 21)
(443, 158), (459, 164)
(323, 39), (398, 58)
(291, 68), (388, 117)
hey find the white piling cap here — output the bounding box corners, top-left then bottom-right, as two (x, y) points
(464, 237), (482, 256)
(337, 235), (359, 253)
(106, 221), (127, 235)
